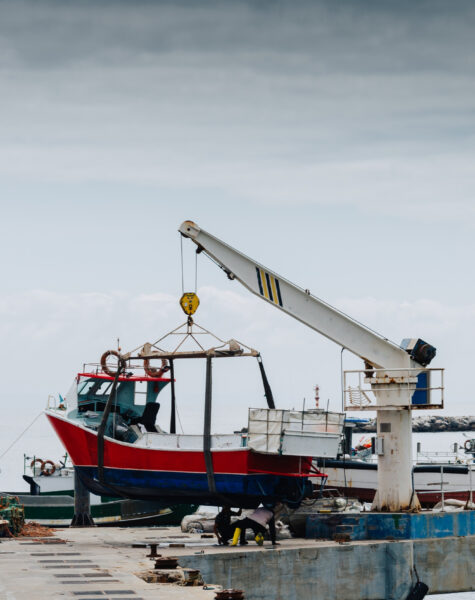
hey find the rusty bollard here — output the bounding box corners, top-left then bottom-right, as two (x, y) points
(154, 556), (178, 569)
(215, 590), (245, 600)
(146, 543), (160, 558)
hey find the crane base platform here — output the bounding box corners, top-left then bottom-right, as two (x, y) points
(305, 509), (475, 541)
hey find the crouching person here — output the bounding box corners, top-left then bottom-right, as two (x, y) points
(232, 505), (277, 546)
(214, 505), (242, 545)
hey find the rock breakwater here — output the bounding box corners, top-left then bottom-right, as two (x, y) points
(353, 415), (475, 433)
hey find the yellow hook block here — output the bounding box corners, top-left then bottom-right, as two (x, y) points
(180, 292), (200, 315)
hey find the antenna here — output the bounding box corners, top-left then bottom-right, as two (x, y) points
(314, 385), (320, 409)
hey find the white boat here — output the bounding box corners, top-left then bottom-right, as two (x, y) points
(3, 453), (198, 527)
(316, 455), (474, 507)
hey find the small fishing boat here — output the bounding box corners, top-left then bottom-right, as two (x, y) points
(316, 457), (473, 507)
(7, 454), (198, 527)
(316, 427), (475, 507)
(46, 306), (344, 509)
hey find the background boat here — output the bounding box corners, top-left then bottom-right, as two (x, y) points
(1, 453), (198, 527)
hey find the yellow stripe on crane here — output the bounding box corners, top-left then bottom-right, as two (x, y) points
(270, 276), (279, 305)
(255, 267), (283, 306)
(259, 268), (270, 300)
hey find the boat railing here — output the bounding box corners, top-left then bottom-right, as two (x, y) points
(46, 394), (60, 409)
(415, 464), (475, 510)
(416, 450), (466, 464)
(138, 432), (246, 450)
(82, 361), (154, 376)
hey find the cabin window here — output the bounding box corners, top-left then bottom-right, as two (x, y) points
(95, 381), (112, 396)
(134, 380), (147, 405)
(78, 379), (113, 398)
(78, 380), (96, 395)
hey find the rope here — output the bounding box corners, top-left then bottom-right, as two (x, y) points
(0, 412), (43, 461)
(175, 399), (184, 434)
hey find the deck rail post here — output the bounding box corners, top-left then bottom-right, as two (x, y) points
(469, 462), (473, 507)
(440, 465), (445, 511)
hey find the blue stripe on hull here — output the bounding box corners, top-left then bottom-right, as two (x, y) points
(77, 467), (311, 508)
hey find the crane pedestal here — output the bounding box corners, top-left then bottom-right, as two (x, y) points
(345, 368), (444, 512)
(371, 382), (420, 511)
(371, 406), (420, 512)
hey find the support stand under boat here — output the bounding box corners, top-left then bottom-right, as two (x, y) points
(71, 468), (94, 527)
(203, 355), (216, 495)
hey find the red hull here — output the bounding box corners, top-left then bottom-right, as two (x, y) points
(46, 413), (309, 476)
(46, 412), (314, 507)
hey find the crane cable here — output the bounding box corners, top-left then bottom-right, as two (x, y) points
(180, 234), (198, 294)
(180, 235), (185, 294)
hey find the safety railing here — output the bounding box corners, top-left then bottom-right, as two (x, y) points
(343, 367), (444, 411)
(415, 464), (475, 511)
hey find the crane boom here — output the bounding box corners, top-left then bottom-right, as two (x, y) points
(179, 220), (411, 369)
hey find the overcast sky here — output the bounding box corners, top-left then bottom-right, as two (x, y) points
(1, 0), (474, 489)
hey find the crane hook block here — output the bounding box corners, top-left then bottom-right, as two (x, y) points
(180, 292), (200, 316)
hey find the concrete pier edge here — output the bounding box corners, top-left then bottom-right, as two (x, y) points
(180, 535), (475, 600)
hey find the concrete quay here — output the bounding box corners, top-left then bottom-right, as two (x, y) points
(0, 525), (474, 600)
(0, 526), (217, 600)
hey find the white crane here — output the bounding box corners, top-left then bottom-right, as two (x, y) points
(179, 220), (440, 512)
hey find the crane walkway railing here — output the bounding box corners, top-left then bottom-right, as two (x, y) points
(343, 367), (444, 411)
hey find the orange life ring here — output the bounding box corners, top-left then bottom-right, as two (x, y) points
(41, 460), (56, 476)
(143, 358), (169, 378)
(100, 350), (122, 377)
(30, 458), (43, 471)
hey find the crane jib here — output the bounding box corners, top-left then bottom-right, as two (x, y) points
(256, 267), (283, 307)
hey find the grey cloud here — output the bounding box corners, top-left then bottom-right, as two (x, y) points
(1, 0), (474, 75)
(0, 0), (474, 222)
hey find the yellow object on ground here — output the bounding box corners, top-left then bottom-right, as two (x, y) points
(255, 532), (264, 546)
(231, 527), (241, 546)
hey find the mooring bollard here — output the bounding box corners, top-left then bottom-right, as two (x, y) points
(146, 543), (160, 558)
(154, 556), (178, 569)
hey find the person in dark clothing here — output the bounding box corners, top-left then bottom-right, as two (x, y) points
(232, 505), (277, 546)
(214, 505), (242, 545)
